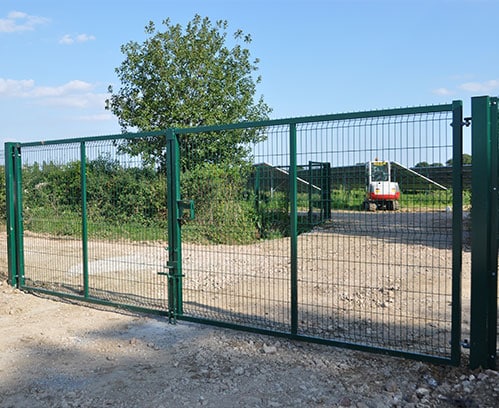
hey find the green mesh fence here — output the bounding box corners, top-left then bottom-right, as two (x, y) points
(176, 104), (463, 364)
(6, 103), (464, 365)
(13, 138), (169, 312)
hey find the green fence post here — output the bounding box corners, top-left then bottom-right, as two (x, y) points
(166, 129), (183, 320)
(324, 162), (332, 220)
(5, 143), (18, 287)
(470, 95), (497, 369)
(254, 165), (260, 215)
(13, 144), (24, 287)
(290, 123), (298, 334)
(488, 97), (498, 369)
(80, 142), (89, 298)
(308, 161), (313, 225)
(451, 100), (463, 366)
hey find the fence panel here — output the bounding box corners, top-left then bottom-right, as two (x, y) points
(10, 135), (170, 313)
(294, 108), (461, 363)
(174, 103), (463, 364)
(178, 123), (294, 332)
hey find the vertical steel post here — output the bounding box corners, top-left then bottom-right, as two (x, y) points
(13, 144), (25, 287)
(5, 143), (18, 287)
(80, 142), (89, 298)
(488, 97), (498, 369)
(451, 100), (463, 366)
(290, 123), (298, 334)
(308, 161), (313, 225)
(166, 129), (183, 320)
(470, 95), (497, 369)
(324, 162), (332, 220)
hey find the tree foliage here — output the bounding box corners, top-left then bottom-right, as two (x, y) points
(414, 161), (443, 168)
(446, 154), (472, 166)
(22, 157), (167, 230)
(107, 15), (272, 169)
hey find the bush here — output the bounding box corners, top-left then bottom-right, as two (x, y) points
(21, 156), (167, 238)
(181, 163), (259, 244)
(18, 157), (294, 244)
(255, 191), (290, 239)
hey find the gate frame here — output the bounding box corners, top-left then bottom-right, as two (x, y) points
(5, 131), (176, 317)
(171, 101), (464, 366)
(307, 160), (332, 225)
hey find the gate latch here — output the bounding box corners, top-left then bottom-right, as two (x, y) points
(178, 200), (195, 223)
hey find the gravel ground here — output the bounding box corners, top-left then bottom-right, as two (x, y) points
(0, 281), (498, 408)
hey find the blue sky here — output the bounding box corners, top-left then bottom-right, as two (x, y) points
(1, 0), (498, 146)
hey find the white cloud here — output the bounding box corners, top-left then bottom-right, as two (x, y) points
(432, 87), (454, 96)
(59, 34), (74, 45)
(78, 113), (114, 122)
(459, 80), (499, 93)
(31, 80), (94, 98)
(0, 10), (49, 33)
(432, 78), (499, 97)
(0, 78), (35, 96)
(41, 92), (108, 109)
(0, 78), (107, 112)
(76, 33), (96, 42)
(59, 33), (96, 45)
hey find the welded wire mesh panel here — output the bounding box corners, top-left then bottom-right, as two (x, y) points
(180, 124), (292, 331)
(20, 143), (84, 295)
(18, 139), (168, 311)
(296, 111), (456, 357)
(83, 140), (168, 310)
(11, 105), (461, 361)
(178, 107), (459, 359)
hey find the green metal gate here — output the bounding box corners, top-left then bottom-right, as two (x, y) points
(5, 132), (174, 316)
(6, 102), (465, 366)
(171, 103), (464, 365)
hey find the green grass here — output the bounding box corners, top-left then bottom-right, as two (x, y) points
(400, 189), (471, 209)
(321, 188), (471, 211)
(24, 207), (167, 241)
(21, 188), (471, 245)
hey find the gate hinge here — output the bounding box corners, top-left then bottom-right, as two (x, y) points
(452, 117), (472, 127)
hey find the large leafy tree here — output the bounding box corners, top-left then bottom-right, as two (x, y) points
(107, 15), (272, 170)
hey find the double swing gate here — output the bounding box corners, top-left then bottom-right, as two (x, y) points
(6, 99), (496, 368)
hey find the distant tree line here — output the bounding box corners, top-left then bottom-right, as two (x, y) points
(414, 154), (471, 168)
